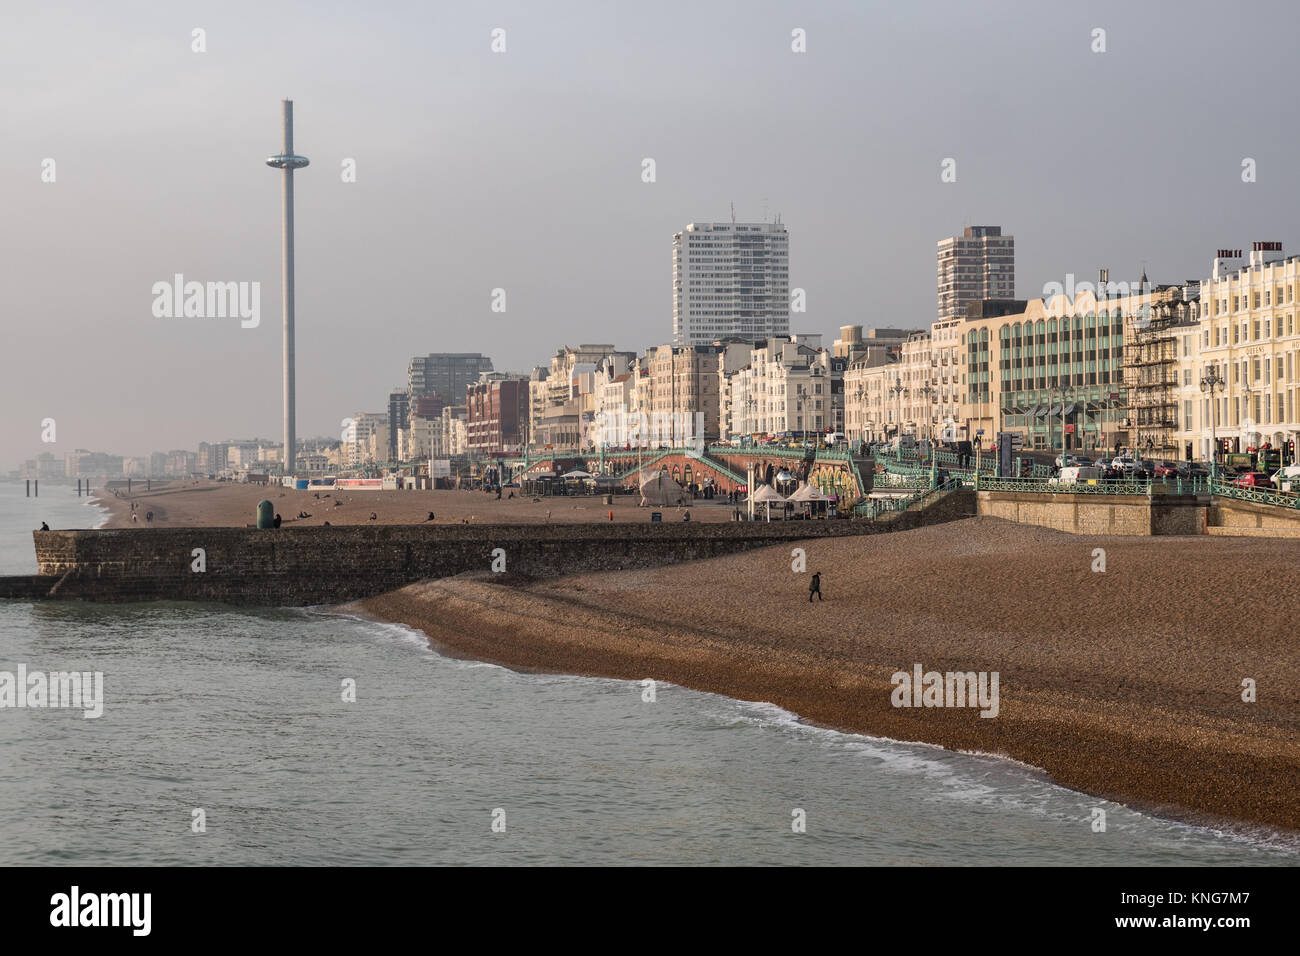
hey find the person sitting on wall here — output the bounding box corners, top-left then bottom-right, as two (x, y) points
(425, 511), (436, 521)
(272, 513), (282, 528)
(39, 521), (49, 531)
(369, 512), (378, 521)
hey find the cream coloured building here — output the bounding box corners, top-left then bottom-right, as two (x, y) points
(723, 337), (831, 438)
(1172, 244), (1300, 461)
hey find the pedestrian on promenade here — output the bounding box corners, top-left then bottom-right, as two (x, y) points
(809, 571), (823, 602)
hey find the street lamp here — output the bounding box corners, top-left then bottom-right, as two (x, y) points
(919, 385), (935, 444)
(1242, 379), (1253, 454)
(1199, 366), (1224, 479)
(891, 377), (904, 446)
(853, 383), (865, 443)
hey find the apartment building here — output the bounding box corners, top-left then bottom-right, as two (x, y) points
(673, 220), (790, 347)
(937, 226), (1015, 322)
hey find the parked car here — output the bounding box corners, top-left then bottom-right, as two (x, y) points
(1152, 461), (1182, 478)
(1101, 465), (1125, 480)
(1232, 472), (1274, 488)
(1110, 456), (1136, 472)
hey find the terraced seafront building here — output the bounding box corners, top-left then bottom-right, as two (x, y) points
(1174, 243), (1300, 461)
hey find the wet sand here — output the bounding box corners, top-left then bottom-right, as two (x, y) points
(90, 479), (733, 528)
(359, 518), (1300, 835)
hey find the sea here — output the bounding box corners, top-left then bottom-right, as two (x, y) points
(0, 480), (1295, 865)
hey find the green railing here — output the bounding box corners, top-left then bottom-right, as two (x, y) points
(971, 477), (1212, 496)
(852, 478), (961, 519)
(1210, 478), (1300, 509)
(709, 444), (810, 461)
(873, 472), (933, 489)
(852, 492), (919, 520)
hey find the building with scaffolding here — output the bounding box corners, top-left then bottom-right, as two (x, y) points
(1123, 276), (1202, 460)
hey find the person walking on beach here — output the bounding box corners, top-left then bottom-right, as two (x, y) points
(808, 571), (823, 602)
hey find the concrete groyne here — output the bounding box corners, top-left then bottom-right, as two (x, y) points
(7, 511), (963, 606)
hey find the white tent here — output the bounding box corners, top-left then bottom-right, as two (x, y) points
(561, 470), (593, 479)
(787, 483), (827, 502)
(749, 483), (786, 522)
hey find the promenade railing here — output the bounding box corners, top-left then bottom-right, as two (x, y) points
(1209, 477), (1300, 509)
(969, 476), (1212, 495)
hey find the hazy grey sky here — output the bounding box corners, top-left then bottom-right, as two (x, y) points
(5, 0), (1299, 468)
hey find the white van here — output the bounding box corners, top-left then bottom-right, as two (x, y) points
(1050, 465), (1103, 486)
(1271, 464), (1300, 492)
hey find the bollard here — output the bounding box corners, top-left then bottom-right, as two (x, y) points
(34, 480), (38, 498)
(26, 479), (30, 497)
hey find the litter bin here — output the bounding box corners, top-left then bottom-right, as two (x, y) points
(256, 499), (275, 529)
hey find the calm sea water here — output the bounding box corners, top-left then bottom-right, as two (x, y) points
(0, 481), (1295, 865)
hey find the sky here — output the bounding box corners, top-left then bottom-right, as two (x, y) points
(4, 0), (1300, 468)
